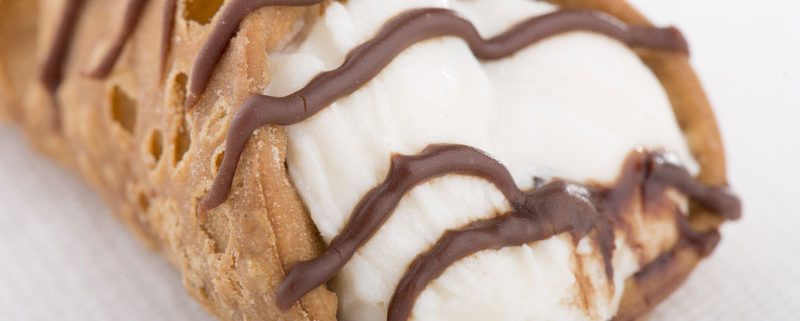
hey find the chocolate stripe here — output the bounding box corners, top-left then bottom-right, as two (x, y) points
(185, 0), (324, 107)
(275, 143), (739, 314)
(388, 206), (594, 321)
(39, 0), (85, 101)
(86, 0), (150, 79)
(160, 0), (178, 76)
(385, 150), (739, 321)
(646, 155), (741, 220)
(199, 8), (690, 213)
(275, 144), (529, 309)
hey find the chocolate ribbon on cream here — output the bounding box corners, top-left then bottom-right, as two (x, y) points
(197, 8), (690, 214)
(274, 144), (739, 320)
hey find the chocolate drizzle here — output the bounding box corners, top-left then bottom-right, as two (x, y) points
(644, 156), (741, 220)
(33, 1), (734, 317)
(198, 8), (691, 214)
(86, 0), (150, 78)
(28, 1), (740, 318)
(270, 139), (740, 320)
(185, 0), (325, 107)
(388, 197), (598, 321)
(273, 145), (739, 318)
(275, 144), (532, 309)
(160, 0), (178, 76)
(40, 0), (149, 110)
(39, 0), (84, 101)
(383, 148), (739, 321)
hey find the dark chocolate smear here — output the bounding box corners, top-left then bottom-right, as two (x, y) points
(198, 8), (690, 213)
(160, 0), (178, 76)
(86, 0), (149, 79)
(185, 0), (325, 107)
(39, 0), (85, 102)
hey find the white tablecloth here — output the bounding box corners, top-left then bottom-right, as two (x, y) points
(1, 0), (798, 320)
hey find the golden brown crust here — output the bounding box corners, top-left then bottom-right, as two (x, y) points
(3, 1), (336, 320)
(0, 0), (729, 320)
(0, 0), (38, 123)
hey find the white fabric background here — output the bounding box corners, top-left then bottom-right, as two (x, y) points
(1, 0), (798, 320)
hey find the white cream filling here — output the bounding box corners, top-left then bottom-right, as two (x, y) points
(264, 0), (697, 320)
